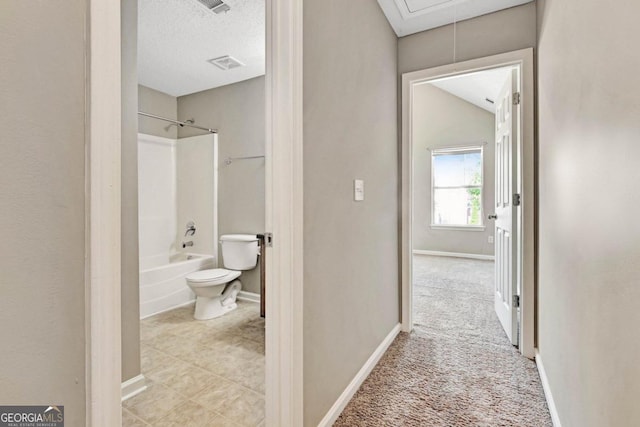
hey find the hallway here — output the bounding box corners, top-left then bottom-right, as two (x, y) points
(335, 256), (552, 426)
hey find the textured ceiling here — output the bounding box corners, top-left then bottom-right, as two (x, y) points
(429, 67), (512, 114)
(377, 0), (533, 37)
(138, 0), (265, 97)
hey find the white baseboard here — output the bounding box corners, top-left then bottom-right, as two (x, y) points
(121, 374), (147, 402)
(318, 324), (401, 427)
(140, 299), (196, 320)
(237, 291), (260, 303)
(535, 350), (562, 427)
(413, 249), (495, 261)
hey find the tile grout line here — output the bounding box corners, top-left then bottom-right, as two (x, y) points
(142, 339), (265, 396)
(128, 302), (265, 426)
(122, 408), (151, 426)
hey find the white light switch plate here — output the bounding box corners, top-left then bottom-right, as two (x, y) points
(354, 179), (364, 201)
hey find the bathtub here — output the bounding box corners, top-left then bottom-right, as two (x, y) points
(140, 253), (215, 319)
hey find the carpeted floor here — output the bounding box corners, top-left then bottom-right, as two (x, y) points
(335, 255), (552, 427)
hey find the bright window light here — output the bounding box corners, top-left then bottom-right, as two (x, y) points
(431, 146), (483, 227)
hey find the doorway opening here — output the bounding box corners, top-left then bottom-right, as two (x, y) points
(111, 0), (305, 425)
(401, 49), (535, 358)
(86, 0), (303, 424)
(124, 2), (267, 425)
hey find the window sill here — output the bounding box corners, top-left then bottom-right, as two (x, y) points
(430, 225), (486, 232)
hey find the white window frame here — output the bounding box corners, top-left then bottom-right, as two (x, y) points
(430, 144), (485, 231)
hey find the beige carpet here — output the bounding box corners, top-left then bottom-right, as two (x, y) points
(335, 256), (552, 427)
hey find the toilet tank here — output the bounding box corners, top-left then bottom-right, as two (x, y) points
(219, 234), (260, 270)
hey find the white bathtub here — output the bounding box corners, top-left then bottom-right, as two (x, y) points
(140, 253), (215, 319)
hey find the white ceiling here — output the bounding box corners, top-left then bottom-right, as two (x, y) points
(138, 0), (265, 97)
(428, 67), (512, 113)
(376, 0), (533, 37)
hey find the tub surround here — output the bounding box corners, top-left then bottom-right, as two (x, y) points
(139, 253), (215, 319)
(138, 132), (219, 318)
(176, 134), (219, 257)
(138, 134), (177, 269)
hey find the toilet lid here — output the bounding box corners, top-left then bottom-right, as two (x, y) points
(187, 268), (229, 283)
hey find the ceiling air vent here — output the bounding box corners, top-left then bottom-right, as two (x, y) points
(208, 55), (245, 71)
(196, 0), (231, 14)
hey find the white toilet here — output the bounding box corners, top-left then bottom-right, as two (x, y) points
(186, 234), (260, 320)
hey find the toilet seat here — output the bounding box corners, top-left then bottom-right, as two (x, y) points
(186, 268), (240, 287)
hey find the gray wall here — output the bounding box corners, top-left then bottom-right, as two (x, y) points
(0, 1), (87, 424)
(178, 76), (265, 295)
(303, 1), (399, 425)
(138, 85), (178, 138)
(412, 84), (495, 255)
(122, 0), (141, 383)
(398, 2), (537, 74)
(537, 0), (640, 425)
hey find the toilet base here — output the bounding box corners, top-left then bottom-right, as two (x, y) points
(192, 280), (242, 320)
(194, 296), (237, 320)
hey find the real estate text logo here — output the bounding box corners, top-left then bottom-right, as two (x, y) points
(0, 406), (64, 427)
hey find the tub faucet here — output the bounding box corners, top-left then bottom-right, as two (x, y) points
(182, 241), (194, 248)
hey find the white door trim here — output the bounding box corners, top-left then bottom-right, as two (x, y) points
(401, 48), (535, 358)
(264, 0), (304, 426)
(87, 0), (304, 425)
(265, 0), (303, 427)
(85, 0), (122, 425)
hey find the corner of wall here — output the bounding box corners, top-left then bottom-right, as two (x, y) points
(121, 0), (141, 382)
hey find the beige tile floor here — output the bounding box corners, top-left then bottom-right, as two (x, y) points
(123, 301), (265, 427)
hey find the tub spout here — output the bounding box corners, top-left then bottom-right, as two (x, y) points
(182, 241), (194, 248)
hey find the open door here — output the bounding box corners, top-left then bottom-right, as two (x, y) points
(491, 69), (519, 346)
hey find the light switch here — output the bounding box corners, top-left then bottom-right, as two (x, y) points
(488, 235), (494, 244)
(354, 179), (364, 201)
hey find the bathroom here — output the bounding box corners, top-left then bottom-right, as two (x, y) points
(122, 1), (267, 425)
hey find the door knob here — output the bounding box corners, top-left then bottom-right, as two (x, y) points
(488, 214), (498, 220)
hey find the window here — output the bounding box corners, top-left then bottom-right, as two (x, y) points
(431, 146), (484, 228)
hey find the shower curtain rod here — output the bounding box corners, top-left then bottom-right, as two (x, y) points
(137, 111), (217, 134)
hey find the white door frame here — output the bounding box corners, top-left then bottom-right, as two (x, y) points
(401, 48), (535, 358)
(264, 0), (304, 425)
(85, 0), (122, 427)
(86, 0), (304, 425)
(86, 0), (122, 425)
